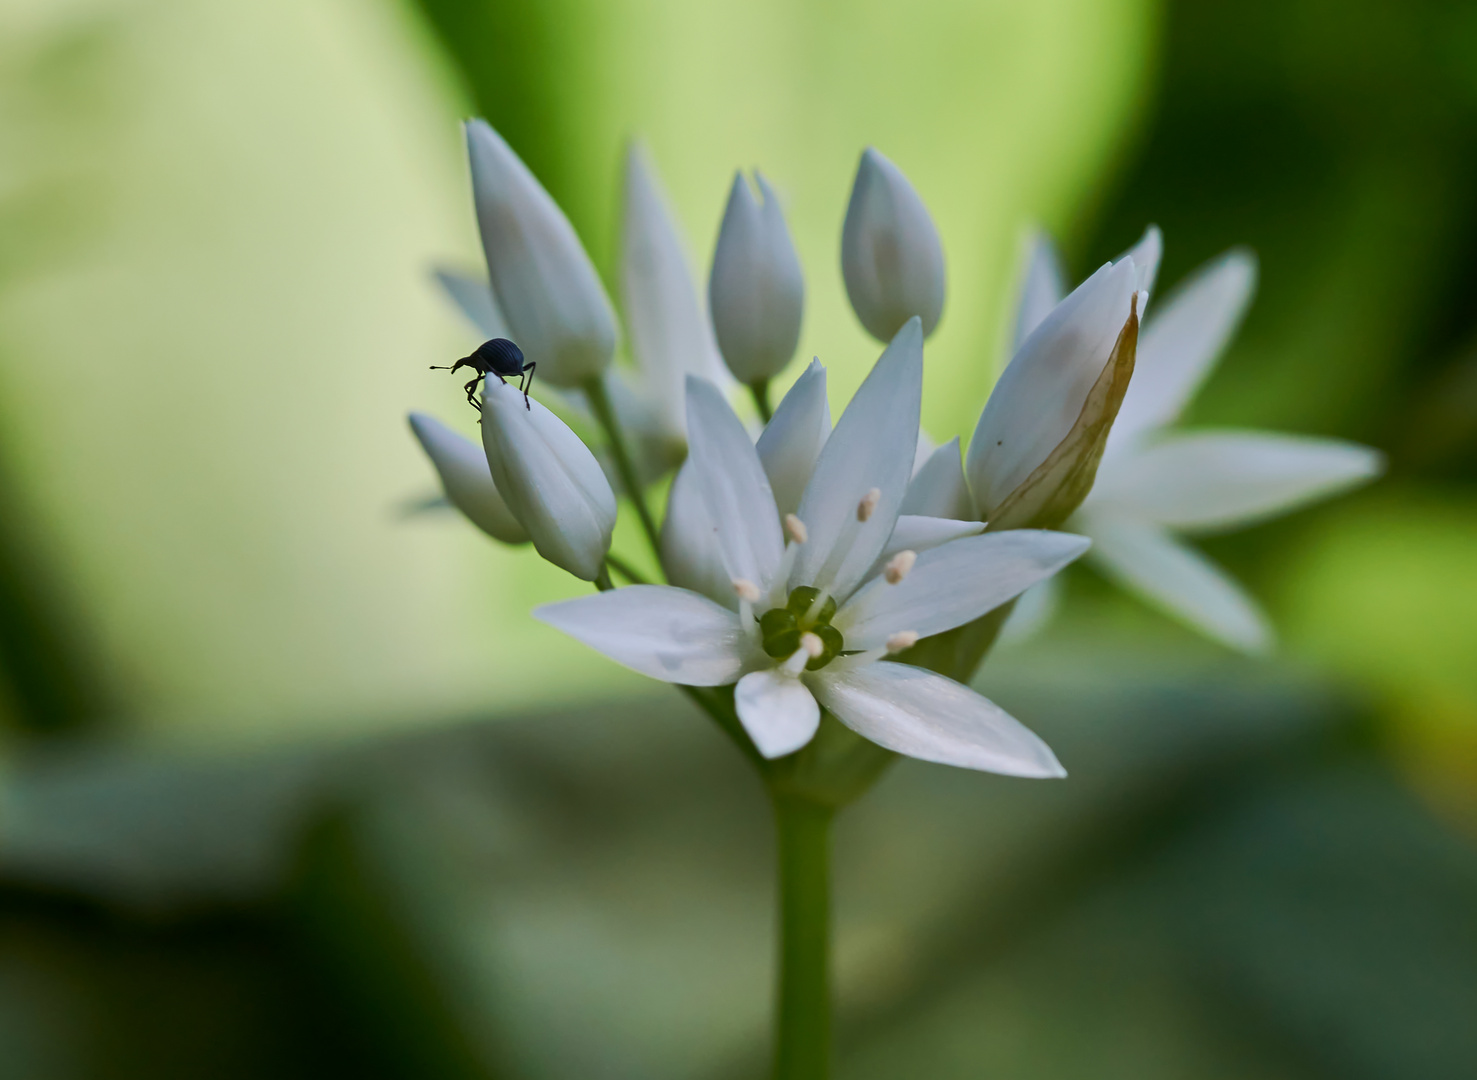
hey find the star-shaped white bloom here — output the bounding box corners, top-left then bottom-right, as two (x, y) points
(1004, 231), (1383, 651)
(537, 319), (1090, 773)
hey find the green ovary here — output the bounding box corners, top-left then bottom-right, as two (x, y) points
(758, 587), (844, 670)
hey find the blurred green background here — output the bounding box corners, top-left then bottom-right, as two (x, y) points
(2, 0), (1476, 1076)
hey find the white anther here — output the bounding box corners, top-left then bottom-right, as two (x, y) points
(886, 631), (919, 654)
(800, 631), (825, 658)
(732, 578), (762, 604)
(856, 487), (882, 522)
(884, 549), (917, 585)
(785, 513), (809, 545)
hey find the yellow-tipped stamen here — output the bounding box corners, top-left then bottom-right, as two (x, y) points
(883, 549), (917, 585)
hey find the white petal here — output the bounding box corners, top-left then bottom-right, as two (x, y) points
(433, 267), (508, 339)
(684, 376), (784, 587)
(1077, 509), (1271, 652)
(841, 147), (946, 341)
(708, 171), (805, 383)
(901, 436), (974, 520)
(1009, 228), (1065, 355)
(408, 412), (528, 544)
(1108, 249), (1257, 448)
(968, 258), (1137, 517)
(1121, 224), (1162, 298)
(1091, 430), (1383, 533)
(865, 515), (985, 582)
(808, 662), (1064, 777)
(480, 378), (616, 581)
(791, 319), (923, 602)
(619, 142), (725, 440)
(659, 458), (734, 607)
(756, 359), (831, 518)
(997, 575), (1062, 645)
(466, 119), (616, 388)
(535, 585), (752, 685)
(734, 670), (821, 758)
(836, 529), (1089, 649)
(911, 429), (938, 477)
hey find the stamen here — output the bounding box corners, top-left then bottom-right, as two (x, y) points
(770, 543), (801, 608)
(856, 488), (882, 522)
(884, 550), (917, 585)
(784, 514), (808, 545)
(733, 578), (761, 640)
(886, 630), (919, 654)
(800, 631), (825, 658)
(780, 643), (813, 676)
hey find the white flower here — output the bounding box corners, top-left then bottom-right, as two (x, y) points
(618, 141), (730, 444)
(408, 412), (528, 545)
(708, 171), (805, 384)
(1008, 237), (1383, 651)
(465, 119), (616, 389)
(479, 377), (617, 581)
(538, 320), (1089, 772)
(966, 251), (1144, 522)
(841, 147), (946, 341)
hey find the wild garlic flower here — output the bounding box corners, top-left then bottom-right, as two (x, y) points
(1007, 233), (1383, 651)
(538, 320), (1089, 771)
(479, 377), (617, 582)
(408, 412), (528, 545)
(463, 120), (616, 389)
(709, 171), (806, 385)
(841, 147), (946, 341)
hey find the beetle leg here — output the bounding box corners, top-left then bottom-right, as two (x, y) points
(463, 375), (484, 411)
(520, 362), (536, 410)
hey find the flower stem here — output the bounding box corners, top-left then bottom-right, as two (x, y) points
(751, 379), (774, 424)
(593, 566), (614, 592)
(583, 377), (661, 557)
(770, 791), (833, 1080)
(604, 552), (648, 585)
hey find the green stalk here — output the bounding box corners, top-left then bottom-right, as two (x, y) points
(751, 379), (774, 424)
(604, 552), (648, 585)
(771, 792), (833, 1080)
(583, 376), (661, 557)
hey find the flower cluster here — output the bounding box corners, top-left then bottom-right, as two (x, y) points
(408, 119), (1376, 777)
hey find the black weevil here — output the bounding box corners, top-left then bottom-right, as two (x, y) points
(431, 338), (536, 412)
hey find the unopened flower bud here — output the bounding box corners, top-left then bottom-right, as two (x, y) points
(841, 148), (946, 341)
(968, 258), (1139, 526)
(480, 377), (616, 581)
(466, 119), (616, 388)
(408, 413), (528, 545)
(708, 171), (804, 383)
